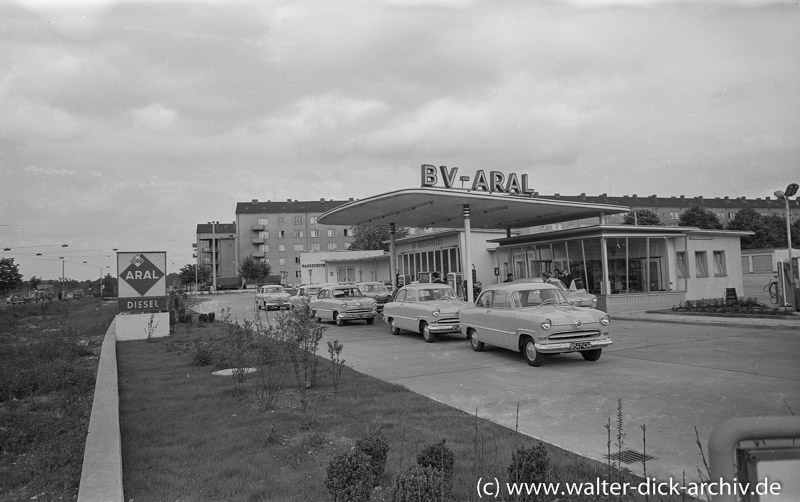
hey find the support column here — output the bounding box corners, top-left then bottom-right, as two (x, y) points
(463, 205), (474, 303)
(389, 223), (397, 289)
(600, 236), (610, 295)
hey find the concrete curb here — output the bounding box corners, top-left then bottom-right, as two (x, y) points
(77, 318), (124, 502)
(613, 312), (800, 331)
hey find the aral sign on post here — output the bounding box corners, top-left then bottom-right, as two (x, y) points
(117, 251), (167, 313)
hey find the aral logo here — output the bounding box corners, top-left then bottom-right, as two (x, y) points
(121, 254), (163, 296)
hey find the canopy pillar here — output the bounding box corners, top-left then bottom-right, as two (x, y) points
(389, 223), (397, 289)
(463, 204), (474, 303)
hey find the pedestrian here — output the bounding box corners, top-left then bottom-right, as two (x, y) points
(504, 273), (514, 283)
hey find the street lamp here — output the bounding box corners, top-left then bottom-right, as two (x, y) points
(774, 183), (798, 309)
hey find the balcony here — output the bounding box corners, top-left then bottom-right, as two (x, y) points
(251, 238), (265, 245)
(251, 224), (264, 231)
(252, 252), (265, 258)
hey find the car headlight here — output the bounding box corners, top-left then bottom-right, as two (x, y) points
(340, 303), (348, 309)
(541, 319), (551, 330)
(432, 308), (440, 317)
(601, 316), (610, 326)
(591, 298), (597, 305)
(372, 302), (378, 308)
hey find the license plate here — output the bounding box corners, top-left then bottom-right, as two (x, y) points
(570, 342), (592, 351)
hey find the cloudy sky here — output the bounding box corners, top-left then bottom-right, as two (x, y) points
(1, 0), (798, 281)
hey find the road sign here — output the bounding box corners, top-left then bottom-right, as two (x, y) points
(117, 251), (167, 313)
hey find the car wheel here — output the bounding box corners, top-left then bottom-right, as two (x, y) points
(388, 318), (401, 335)
(522, 337), (544, 367)
(581, 348), (602, 361)
(421, 322), (435, 343)
(311, 311), (321, 323)
(335, 314), (345, 327)
(469, 329), (484, 352)
(365, 317), (375, 325)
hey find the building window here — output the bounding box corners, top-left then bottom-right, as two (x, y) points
(310, 229), (320, 238)
(343, 242), (351, 250)
(280, 271), (288, 280)
(294, 216), (303, 225)
(278, 244), (285, 252)
(292, 230), (304, 238)
(278, 216), (285, 225)
(327, 229), (336, 237)
(695, 251), (708, 277)
(310, 242), (321, 252)
(259, 231), (269, 239)
(295, 257), (300, 264)
(296, 270), (302, 278)
(713, 251), (727, 276)
(344, 228), (351, 237)
(258, 217), (269, 225)
(310, 216), (318, 225)
(676, 252), (687, 278)
(278, 230), (285, 238)
(259, 244), (269, 253)
(279, 258), (286, 266)
(328, 242), (338, 251)
(294, 243), (304, 252)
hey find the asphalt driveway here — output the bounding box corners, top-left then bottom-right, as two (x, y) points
(194, 293), (800, 484)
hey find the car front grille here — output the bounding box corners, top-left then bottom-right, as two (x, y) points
(436, 316), (460, 326)
(345, 308), (374, 314)
(548, 330), (601, 340)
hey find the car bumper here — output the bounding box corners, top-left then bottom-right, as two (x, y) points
(339, 311), (379, 320)
(535, 337), (612, 353)
(428, 323), (461, 334)
(262, 301), (289, 308)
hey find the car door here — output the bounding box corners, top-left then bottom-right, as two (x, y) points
(393, 289), (417, 331)
(311, 289), (333, 320)
(476, 291), (515, 348)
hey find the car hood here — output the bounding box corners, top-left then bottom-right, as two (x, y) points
(260, 292), (290, 299)
(363, 292), (392, 300)
(425, 299), (472, 313)
(536, 306), (604, 326)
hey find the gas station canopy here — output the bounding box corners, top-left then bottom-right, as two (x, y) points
(317, 187), (630, 230)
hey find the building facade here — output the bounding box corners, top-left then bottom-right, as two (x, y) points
(235, 199), (357, 284)
(195, 222), (237, 286)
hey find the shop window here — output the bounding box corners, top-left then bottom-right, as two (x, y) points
(713, 251), (727, 276)
(677, 252), (687, 278)
(695, 251), (708, 277)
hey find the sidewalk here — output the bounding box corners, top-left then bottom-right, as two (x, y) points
(613, 310), (800, 331)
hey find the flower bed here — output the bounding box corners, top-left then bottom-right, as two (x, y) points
(662, 297), (798, 318)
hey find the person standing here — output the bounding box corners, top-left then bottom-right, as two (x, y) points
(504, 273), (514, 283)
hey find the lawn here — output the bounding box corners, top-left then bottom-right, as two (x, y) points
(118, 306), (682, 502)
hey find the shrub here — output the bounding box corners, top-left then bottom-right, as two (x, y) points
(416, 438), (455, 491)
(324, 449), (375, 502)
(355, 433), (390, 486)
(191, 341), (215, 366)
(390, 464), (445, 502)
(507, 442), (549, 500)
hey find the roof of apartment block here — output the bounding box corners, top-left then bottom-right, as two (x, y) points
(236, 198), (355, 214)
(196, 223), (236, 233)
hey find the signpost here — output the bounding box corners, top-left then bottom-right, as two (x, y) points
(116, 251), (169, 340)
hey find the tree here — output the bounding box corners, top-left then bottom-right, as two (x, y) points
(726, 207), (785, 249)
(28, 275), (42, 291)
(238, 256), (272, 284)
(178, 264), (211, 287)
(101, 274), (117, 297)
(349, 225), (409, 252)
(622, 209), (662, 226)
(678, 206), (723, 229)
(0, 257), (24, 296)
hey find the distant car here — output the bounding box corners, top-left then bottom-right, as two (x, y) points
(382, 283), (472, 342)
(288, 283), (327, 310)
(6, 293), (29, 305)
(459, 282), (611, 367)
(309, 284), (379, 326)
(512, 277), (597, 308)
(255, 285), (291, 310)
(355, 282), (393, 312)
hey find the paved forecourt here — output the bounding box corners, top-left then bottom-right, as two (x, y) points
(196, 293), (800, 485)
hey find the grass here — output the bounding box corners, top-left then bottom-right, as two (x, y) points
(0, 298), (117, 501)
(118, 315), (687, 502)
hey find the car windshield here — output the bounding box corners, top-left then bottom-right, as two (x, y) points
(305, 287), (322, 296)
(360, 283), (388, 293)
(332, 288), (363, 298)
(511, 288), (568, 308)
(417, 288), (458, 302)
(263, 287), (284, 293)
(547, 279), (568, 291)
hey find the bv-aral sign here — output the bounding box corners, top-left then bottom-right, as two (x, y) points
(117, 251), (167, 313)
(421, 164), (534, 194)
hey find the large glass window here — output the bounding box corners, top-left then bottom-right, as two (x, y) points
(567, 240), (583, 289)
(581, 239), (603, 295)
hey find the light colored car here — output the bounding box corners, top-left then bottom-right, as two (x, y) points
(255, 285), (291, 310)
(459, 282), (611, 367)
(6, 293), (29, 305)
(309, 284), (379, 326)
(512, 278), (597, 308)
(288, 283), (327, 310)
(382, 283), (472, 342)
(355, 282), (393, 312)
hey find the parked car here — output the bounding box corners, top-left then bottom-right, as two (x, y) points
(255, 284), (291, 310)
(355, 282), (393, 312)
(288, 283), (327, 310)
(512, 277), (597, 308)
(6, 293), (29, 305)
(382, 283), (471, 342)
(309, 284), (379, 326)
(459, 282), (611, 367)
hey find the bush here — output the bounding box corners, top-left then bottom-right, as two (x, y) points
(391, 464), (446, 502)
(324, 449), (375, 502)
(191, 341), (215, 366)
(416, 438), (455, 491)
(507, 442), (549, 500)
(355, 433), (390, 486)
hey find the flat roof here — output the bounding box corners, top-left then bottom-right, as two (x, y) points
(490, 224), (753, 245)
(317, 187), (631, 229)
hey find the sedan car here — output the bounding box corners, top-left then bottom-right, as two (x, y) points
(309, 284), (379, 326)
(382, 283), (472, 342)
(255, 285), (291, 310)
(288, 283), (327, 310)
(459, 282), (611, 367)
(512, 278), (597, 308)
(355, 282), (393, 312)
(6, 293), (29, 305)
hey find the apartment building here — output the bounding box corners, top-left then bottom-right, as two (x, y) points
(235, 199), (356, 284)
(195, 222), (237, 285)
